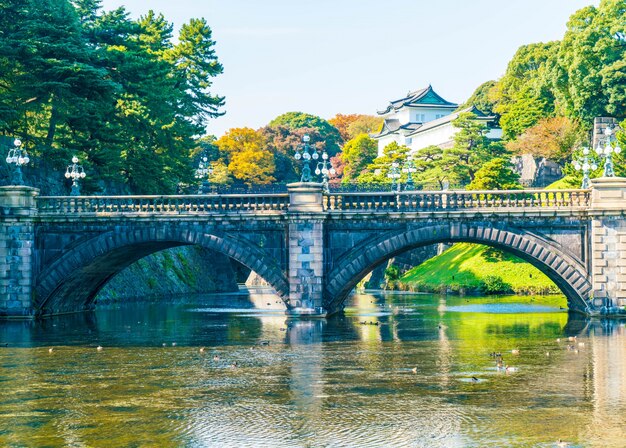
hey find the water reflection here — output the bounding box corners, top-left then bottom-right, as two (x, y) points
(0, 290), (624, 447)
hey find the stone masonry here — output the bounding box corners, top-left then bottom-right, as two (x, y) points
(287, 183), (326, 315)
(2, 179), (626, 318)
(590, 177), (626, 312)
(0, 187), (37, 317)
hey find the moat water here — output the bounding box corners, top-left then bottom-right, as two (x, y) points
(0, 289), (624, 447)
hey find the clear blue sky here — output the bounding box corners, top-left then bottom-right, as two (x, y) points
(100, 0), (597, 137)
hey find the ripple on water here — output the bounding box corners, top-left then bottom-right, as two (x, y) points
(446, 303), (562, 314)
(0, 292), (624, 448)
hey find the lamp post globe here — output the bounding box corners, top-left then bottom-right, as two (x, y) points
(294, 134), (319, 182)
(595, 126), (622, 177)
(388, 160), (401, 192)
(5, 138), (30, 185)
(65, 156), (86, 196)
(195, 154), (212, 194)
(573, 146), (597, 189)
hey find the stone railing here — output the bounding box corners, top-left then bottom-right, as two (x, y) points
(36, 193), (290, 215)
(324, 189), (591, 212)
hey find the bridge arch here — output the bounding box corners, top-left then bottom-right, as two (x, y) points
(325, 222), (592, 314)
(35, 226), (289, 316)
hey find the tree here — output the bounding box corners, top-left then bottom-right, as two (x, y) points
(492, 42), (558, 139)
(215, 128), (275, 185)
(506, 117), (583, 166)
(328, 113), (383, 141)
(444, 112), (506, 183)
(467, 158), (522, 190)
(328, 153), (345, 185)
(228, 147), (275, 186)
(328, 114), (360, 142)
(268, 112), (343, 156)
(341, 134), (378, 182)
(346, 115), (384, 140)
(411, 145), (454, 189)
(356, 141), (410, 184)
(553, 0), (626, 122)
(208, 160), (231, 185)
(0, 1), (224, 194)
(457, 80), (499, 117)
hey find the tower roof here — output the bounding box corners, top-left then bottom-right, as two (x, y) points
(377, 85), (458, 115)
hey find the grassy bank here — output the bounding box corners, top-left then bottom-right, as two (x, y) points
(394, 243), (560, 295)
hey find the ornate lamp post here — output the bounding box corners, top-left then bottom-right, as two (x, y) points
(388, 161), (401, 192)
(402, 155), (417, 190)
(595, 126), (622, 177)
(65, 156), (86, 196)
(314, 149), (336, 192)
(5, 139), (30, 185)
(195, 154), (213, 194)
(573, 147), (597, 189)
(294, 134), (319, 182)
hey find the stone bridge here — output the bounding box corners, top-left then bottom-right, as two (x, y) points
(1, 178), (626, 319)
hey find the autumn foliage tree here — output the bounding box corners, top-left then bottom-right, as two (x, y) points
(329, 114), (383, 141)
(506, 117), (582, 166)
(215, 128), (275, 186)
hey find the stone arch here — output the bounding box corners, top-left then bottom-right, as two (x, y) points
(35, 226), (289, 316)
(325, 222), (592, 314)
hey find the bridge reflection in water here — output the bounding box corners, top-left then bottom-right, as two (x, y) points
(0, 290), (624, 447)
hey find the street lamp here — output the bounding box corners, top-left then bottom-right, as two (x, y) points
(402, 155), (417, 190)
(314, 149), (336, 192)
(595, 126), (622, 177)
(65, 156), (86, 196)
(5, 139), (30, 185)
(195, 154), (213, 194)
(573, 147), (597, 189)
(388, 161), (401, 192)
(294, 134), (319, 182)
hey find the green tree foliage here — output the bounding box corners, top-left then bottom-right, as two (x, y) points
(457, 80), (499, 116)
(554, 0), (626, 122)
(356, 141), (410, 184)
(411, 145), (454, 189)
(493, 42), (558, 139)
(215, 128), (275, 186)
(469, 0), (625, 143)
(341, 134), (378, 182)
(268, 112), (343, 156)
(0, 0), (224, 194)
(466, 158), (522, 190)
(445, 112), (506, 183)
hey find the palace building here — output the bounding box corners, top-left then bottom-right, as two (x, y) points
(371, 85), (502, 157)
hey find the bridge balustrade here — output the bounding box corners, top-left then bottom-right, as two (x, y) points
(323, 189), (591, 212)
(36, 193), (290, 215)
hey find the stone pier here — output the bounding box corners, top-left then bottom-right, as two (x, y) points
(590, 177), (626, 314)
(0, 186), (38, 318)
(286, 183), (327, 317)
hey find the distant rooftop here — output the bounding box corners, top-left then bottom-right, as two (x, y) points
(377, 85), (458, 115)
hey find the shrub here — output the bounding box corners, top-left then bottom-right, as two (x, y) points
(384, 264), (401, 281)
(481, 275), (512, 294)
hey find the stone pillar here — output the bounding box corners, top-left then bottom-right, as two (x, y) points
(0, 186), (38, 318)
(589, 177), (626, 314)
(286, 182), (327, 317)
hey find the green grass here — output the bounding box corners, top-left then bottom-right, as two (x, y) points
(398, 243), (560, 295)
(545, 176), (578, 190)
